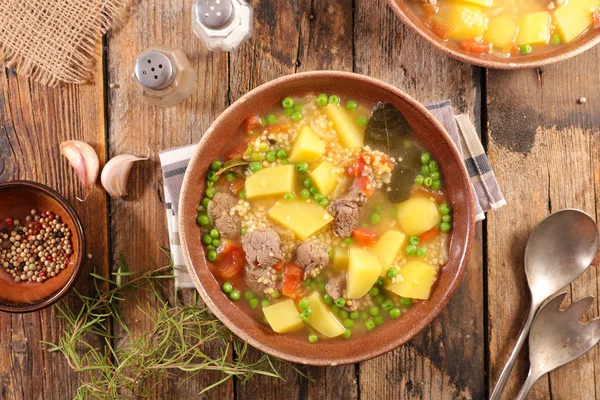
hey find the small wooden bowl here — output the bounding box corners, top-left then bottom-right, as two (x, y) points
(387, 0), (600, 69)
(179, 71), (475, 365)
(0, 181), (85, 313)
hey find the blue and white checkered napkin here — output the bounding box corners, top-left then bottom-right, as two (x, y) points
(159, 101), (506, 289)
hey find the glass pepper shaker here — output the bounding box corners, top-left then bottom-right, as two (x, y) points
(192, 0), (253, 51)
(132, 45), (196, 107)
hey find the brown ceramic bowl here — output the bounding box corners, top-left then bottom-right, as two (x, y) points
(387, 0), (600, 69)
(179, 71), (475, 365)
(0, 181), (85, 313)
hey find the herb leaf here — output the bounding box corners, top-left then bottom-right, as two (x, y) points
(215, 158), (250, 177)
(364, 102), (411, 155)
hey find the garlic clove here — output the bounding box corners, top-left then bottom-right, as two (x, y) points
(100, 154), (149, 199)
(60, 141), (100, 189)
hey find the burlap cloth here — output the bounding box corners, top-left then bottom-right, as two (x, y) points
(0, 0), (130, 86)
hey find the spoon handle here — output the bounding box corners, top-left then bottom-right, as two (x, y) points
(489, 302), (537, 400)
(515, 369), (540, 400)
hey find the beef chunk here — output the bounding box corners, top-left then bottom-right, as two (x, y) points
(325, 273), (365, 312)
(244, 264), (279, 297)
(328, 199), (359, 237)
(294, 241), (329, 279)
(208, 192), (241, 239)
(242, 228), (282, 269)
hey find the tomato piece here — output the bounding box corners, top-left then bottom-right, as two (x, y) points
(281, 264), (305, 299)
(267, 124), (290, 134)
(419, 226), (440, 243)
(428, 17), (452, 40)
(243, 116), (263, 135)
(509, 45), (520, 57)
(212, 241), (245, 279)
(460, 39), (490, 54)
(352, 228), (378, 247)
(273, 261), (283, 271)
(346, 155), (367, 177)
(224, 140), (249, 160)
(356, 175), (375, 197)
(229, 177), (245, 195)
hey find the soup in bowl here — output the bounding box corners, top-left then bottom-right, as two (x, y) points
(179, 71), (475, 365)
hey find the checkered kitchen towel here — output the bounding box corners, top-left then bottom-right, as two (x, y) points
(159, 100), (506, 289)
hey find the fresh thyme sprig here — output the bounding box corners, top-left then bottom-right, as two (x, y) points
(44, 249), (305, 399)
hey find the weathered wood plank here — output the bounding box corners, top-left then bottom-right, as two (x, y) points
(355, 2), (485, 400)
(487, 49), (600, 399)
(105, 0), (232, 398)
(0, 49), (109, 399)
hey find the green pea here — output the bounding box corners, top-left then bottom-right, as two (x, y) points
(442, 215), (452, 223)
(357, 116), (367, 126)
(300, 313), (309, 323)
(211, 160), (222, 171)
(370, 213), (381, 224)
(205, 186), (217, 199)
(319, 199), (329, 207)
(414, 175), (424, 185)
(439, 203), (451, 215)
(310, 186), (319, 195)
(284, 193), (295, 201)
(520, 44), (532, 55)
(266, 114), (278, 125)
(196, 205), (205, 212)
(314, 274), (325, 284)
(259, 142), (269, 152)
(374, 315), (384, 325)
(416, 248), (427, 257)
(207, 250), (217, 261)
(282, 97), (294, 108)
(409, 236), (419, 245)
(302, 308), (312, 317)
(271, 291), (280, 299)
(423, 177), (433, 187)
(238, 190), (247, 199)
(365, 320), (376, 331)
(400, 297), (412, 307)
(226, 172), (236, 182)
(314, 193), (324, 202)
(249, 298), (259, 308)
(296, 162), (309, 173)
(346, 100), (358, 111)
(440, 222), (452, 233)
(421, 165), (431, 176)
(360, 312), (369, 320)
(375, 294), (385, 304)
(343, 329), (352, 339)
(202, 234), (212, 245)
(369, 287), (380, 297)
(229, 290), (241, 300)
(290, 111), (303, 122)
(432, 180), (442, 190)
(259, 117), (267, 127)
(263, 151), (276, 163)
(316, 93), (328, 107)
(382, 299), (394, 310)
(210, 229), (220, 239)
(299, 188), (311, 199)
(252, 152), (264, 162)
(293, 104), (303, 113)
(249, 162), (262, 173)
(429, 160), (439, 172)
(308, 334), (318, 344)
(207, 245), (216, 251)
(243, 291), (254, 300)
(241, 227), (247, 236)
(350, 311), (359, 319)
(211, 239), (220, 247)
(303, 177), (313, 188)
(328, 95), (339, 105)
(343, 237), (353, 244)
(261, 299), (271, 308)
(551, 34), (561, 45)
(332, 305), (341, 313)
(376, 278), (385, 286)
(343, 319), (354, 328)
(202, 198), (210, 208)
(222, 282), (233, 293)
(389, 307), (401, 319)
(276, 149), (288, 159)
(196, 214), (209, 226)
(206, 181), (214, 188)
(405, 244), (417, 255)
(386, 268), (397, 279)
(335, 297), (346, 307)
(323, 294), (333, 305)
(430, 171), (440, 181)
(340, 310), (349, 319)
(284, 107), (294, 117)
(421, 153), (431, 165)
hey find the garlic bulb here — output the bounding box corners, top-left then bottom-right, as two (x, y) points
(100, 154), (148, 199)
(60, 141), (100, 189)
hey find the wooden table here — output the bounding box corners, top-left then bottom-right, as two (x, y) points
(1, 1), (599, 399)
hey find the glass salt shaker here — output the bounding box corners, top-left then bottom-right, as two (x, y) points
(132, 45), (196, 107)
(192, 0), (253, 51)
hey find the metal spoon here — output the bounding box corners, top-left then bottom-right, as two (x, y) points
(516, 292), (600, 399)
(490, 209), (599, 399)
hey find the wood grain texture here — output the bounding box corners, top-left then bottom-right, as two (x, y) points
(0, 49), (109, 399)
(354, 2), (485, 400)
(486, 48), (600, 399)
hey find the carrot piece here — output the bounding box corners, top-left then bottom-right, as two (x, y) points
(460, 39), (490, 54)
(429, 17), (452, 40)
(243, 116), (262, 135)
(212, 241), (245, 279)
(281, 264), (305, 299)
(224, 140), (249, 160)
(267, 124), (291, 134)
(352, 228), (378, 247)
(424, 3), (438, 15)
(419, 226), (441, 243)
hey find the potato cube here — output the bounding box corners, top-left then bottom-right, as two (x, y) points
(306, 292), (346, 338)
(268, 199), (333, 240)
(516, 12), (550, 45)
(396, 196), (440, 236)
(311, 161), (338, 196)
(372, 230), (406, 273)
(323, 104), (364, 148)
(385, 261), (437, 300)
(346, 248), (383, 299)
(484, 14), (519, 49)
(332, 246), (349, 270)
(288, 126), (325, 163)
(553, 0), (598, 43)
(245, 165), (296, 199)
(262, 299), (304, 333)
(439, 4), (489, 41)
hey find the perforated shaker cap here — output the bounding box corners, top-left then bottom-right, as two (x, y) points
(195, 0), (234, 29)
(134, 51), (175, 90)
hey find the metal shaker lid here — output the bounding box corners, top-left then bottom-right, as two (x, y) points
(195, 0), (234, 29)
(133, 50), (175, 90)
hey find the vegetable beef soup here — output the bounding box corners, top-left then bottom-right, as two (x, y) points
(407, 0), (600, 57)
(195, 94), (453, 342)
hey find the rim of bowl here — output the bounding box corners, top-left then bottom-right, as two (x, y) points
(179, 71), (476, 365)
(387, 0), (600, 69)
(0, 180), (86, 313)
